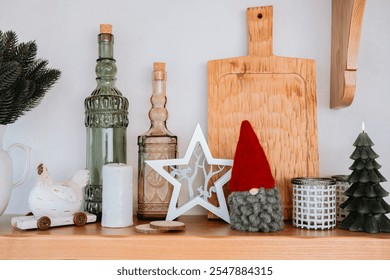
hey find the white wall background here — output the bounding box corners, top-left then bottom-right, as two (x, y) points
(1, 0), (390, 215)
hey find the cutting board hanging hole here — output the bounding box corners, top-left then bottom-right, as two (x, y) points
(257, 13), (263, 19)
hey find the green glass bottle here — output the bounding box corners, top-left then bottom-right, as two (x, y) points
(84, 24), (129, 217)
(137, 62), (177, 219)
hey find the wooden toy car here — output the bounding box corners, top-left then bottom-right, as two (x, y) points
(11, 211), (96, 230)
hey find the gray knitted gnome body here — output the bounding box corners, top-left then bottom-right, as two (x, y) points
(228, 120), (284, 232)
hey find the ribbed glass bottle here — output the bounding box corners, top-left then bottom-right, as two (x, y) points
(137, 62), (177, 219)
(84, 24), (129, 218)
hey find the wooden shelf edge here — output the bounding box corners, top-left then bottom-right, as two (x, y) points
(1, 215), (389, 260)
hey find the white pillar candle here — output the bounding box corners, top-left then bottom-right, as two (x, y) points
(102, 163), (133, 228)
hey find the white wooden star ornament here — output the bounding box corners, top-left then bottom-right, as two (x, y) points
(146, 124), (233, 223)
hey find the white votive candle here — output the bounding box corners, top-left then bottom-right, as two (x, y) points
(102, 163), (133, 228)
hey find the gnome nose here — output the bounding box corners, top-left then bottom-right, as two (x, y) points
(249, 188), (260, 195)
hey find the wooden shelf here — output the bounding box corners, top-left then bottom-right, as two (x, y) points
(330, 0), (366, 108)
(1, 214), (389, 260)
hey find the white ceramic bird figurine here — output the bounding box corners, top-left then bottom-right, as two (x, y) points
(28, 163), (89, 218)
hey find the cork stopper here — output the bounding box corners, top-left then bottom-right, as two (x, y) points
(153, 62), (166, 72)
(153, 62), (166, 80)
(100, 24), (112, 34)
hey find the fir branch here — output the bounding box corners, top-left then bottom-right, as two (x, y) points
(0, 61), (21, 91)
(0, 31), (4, 63)
(0, 29), (61, 125)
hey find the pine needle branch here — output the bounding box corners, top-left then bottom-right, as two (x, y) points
(0, 29), (61, 125)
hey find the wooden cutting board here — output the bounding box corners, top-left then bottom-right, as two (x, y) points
(207, 6), (319, 220)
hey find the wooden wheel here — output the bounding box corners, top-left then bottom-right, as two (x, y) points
(37, 216), (51, 230)
(73, 212), (87, 226)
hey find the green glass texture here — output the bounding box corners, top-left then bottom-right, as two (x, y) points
(84, 32), (129, 217)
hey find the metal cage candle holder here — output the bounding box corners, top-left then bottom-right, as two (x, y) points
(291, 177), (337, 230)
(331, 175), (350, 222)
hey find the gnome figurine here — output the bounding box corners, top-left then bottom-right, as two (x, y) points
(228, 120), (284, 232)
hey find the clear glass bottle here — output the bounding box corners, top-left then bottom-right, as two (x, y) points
(137, 62), (177, 219)
(84, 24), (129, 218)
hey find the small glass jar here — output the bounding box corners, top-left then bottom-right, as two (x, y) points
(291, 177), (336, 230)
(331, 175), (350, 222)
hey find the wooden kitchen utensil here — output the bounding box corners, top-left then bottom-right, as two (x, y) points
(207, 6), (319, 220)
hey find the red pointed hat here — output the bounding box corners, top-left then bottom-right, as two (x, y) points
(229, 120), (275, 192)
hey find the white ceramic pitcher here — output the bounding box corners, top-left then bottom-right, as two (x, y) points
(0, 125), (31, 215)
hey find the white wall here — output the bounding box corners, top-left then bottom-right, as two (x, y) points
(1, 0), (390, 215)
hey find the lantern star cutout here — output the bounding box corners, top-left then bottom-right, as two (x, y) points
(146, 124), (233, 223)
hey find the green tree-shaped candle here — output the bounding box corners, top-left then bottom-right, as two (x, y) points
(339, 125), (390, 233)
